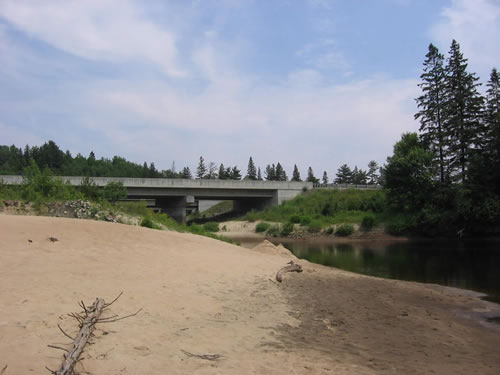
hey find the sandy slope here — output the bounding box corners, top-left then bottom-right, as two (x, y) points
(1, 215), (499, 374)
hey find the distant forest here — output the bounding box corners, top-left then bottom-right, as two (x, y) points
(0, 141), (380, 185)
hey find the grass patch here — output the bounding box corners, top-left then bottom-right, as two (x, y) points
(203, 222), (220, 232)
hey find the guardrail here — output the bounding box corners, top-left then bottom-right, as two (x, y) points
(313, 183), (382, 190)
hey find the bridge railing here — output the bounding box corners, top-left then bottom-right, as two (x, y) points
(313, 183), (382, 190)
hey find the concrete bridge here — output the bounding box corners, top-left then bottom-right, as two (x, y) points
(1, 176), (312, 222)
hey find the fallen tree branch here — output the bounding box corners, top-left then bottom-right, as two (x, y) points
(52, 298), (105, 375)
(48, 292), (141, 375)
(276, 260), (303, 282)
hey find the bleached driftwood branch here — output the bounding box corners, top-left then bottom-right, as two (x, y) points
(276, 261), (303, 282)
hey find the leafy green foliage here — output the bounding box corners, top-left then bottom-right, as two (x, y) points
(203, 222), (220, 232)
(361, 214), (376, 231)
(335, 223), (354, 236)
(307, 220), (322, 233)
(101, 182), (127, 202)
(255, 222), (271, 232)
(281, 222), (295, 236)
(266, 224), (280, 237)
(140, 216), (155, 229)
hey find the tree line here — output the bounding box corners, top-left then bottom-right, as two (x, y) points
(383, 40), (500, 235)
(1, 142), (380, 185)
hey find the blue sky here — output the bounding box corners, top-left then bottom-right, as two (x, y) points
(1, 0), (500, 177)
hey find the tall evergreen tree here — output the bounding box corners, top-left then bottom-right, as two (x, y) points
(180, 166), (192, 179)
(444, 40), (485, 183)
(275, 162), (287, 181)
(291, 164), (302, 182)
(265, 164), (276, 181)
(335, 164), (352, 184)
(257, 167), (263, 181)
(196, 156), (206, 179)
(246, 157), (257, 180)
(322, 171), (328, 185)
(485, 68), (500, 163)
(306, 167), (318, 183)
(367, 160), (380, 184)
(415, 43), (448, 183)
(218, 163), (227, 180)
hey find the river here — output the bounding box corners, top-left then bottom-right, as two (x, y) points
(241, 238), (500, 303)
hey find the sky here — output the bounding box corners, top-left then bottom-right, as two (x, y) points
(1, 0), (500, 178)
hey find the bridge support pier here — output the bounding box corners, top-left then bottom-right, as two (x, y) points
(156, 196), (187, 223)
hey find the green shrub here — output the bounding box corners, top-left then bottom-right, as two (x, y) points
(325, 226), (334, 235)
(361, 214), (375, 231)
(335, 223), (354, 236)
(266, 224), (280, 237)
(256, 221), (271, 233)
(300, 215), (312, 226)
(79, 176), (100, 200)
(140, 216), (154, 228)
(307, 220), (322, 233)
(246, 210), (258, 222)
(102, 182), (127, 202)
(289, 215), (301, 224)
(203, 222), (219, 232)
(281, 222), (295, 236)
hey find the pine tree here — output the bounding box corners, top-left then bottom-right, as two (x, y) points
(180, 166), (192, 179)
(322, 171), (328, 185)
(444, 40), (485, 183)
(335, 164), (352, 184)
(415, 43), (448, 183)
(246, 157), (257, 180)
(275, 162), (287, 181)
(485, 68), (500, 162)
(483, 68), (500, 190)
(306, 167), (318, 183)
(218, 163), (227, 180)
(257, 167), (263, 181)
(351, 166), (367, 184)
(196, 156), (206, 179)
(367, 160), (379, 184)
(265, 164), (276, 181)
(291, 164), (302, 181)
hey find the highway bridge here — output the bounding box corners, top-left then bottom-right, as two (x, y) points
(1, 176), (312, 222)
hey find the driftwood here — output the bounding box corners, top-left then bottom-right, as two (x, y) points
(47, 293), (141, 375)
(53, 298), (105, 375)
(276, 261), (303, 282)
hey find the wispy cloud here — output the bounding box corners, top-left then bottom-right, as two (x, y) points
(0, 0), (184, 77)
(430, 0), (500, 77)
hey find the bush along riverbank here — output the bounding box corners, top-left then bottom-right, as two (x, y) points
(235, 189), (400, 239)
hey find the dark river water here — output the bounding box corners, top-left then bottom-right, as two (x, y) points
(244, 239), (500, 303)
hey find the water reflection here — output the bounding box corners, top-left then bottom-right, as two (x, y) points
(279, 240), (500, 301)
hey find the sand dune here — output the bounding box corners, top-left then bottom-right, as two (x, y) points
(1, 215), (499, 374)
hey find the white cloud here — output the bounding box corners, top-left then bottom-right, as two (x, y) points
(431, 0), (500, 77)
(0, 0), (184, 77)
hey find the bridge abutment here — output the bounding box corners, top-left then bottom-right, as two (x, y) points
(156, 196), (187, 223)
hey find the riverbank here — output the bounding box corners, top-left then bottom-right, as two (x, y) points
(1, 214), (499, 374)
(219, 220), (408, 242)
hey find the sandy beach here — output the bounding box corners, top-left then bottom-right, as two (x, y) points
(1, 214), (500, 374)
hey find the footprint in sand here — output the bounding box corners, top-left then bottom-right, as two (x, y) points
(134, 345), (152, 356)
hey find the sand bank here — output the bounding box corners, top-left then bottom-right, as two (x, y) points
(1, 215), (499, 374)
